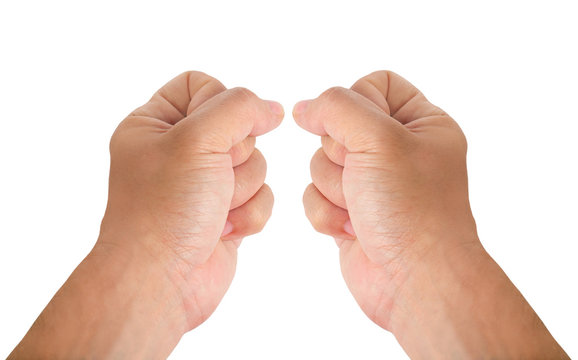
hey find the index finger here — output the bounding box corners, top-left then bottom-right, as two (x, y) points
(130, 71), (226, 124)
(350, 70), (447, 124)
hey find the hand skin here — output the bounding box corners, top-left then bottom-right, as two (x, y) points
(295, 71), (569, 359)
(9, 72), (283, 359)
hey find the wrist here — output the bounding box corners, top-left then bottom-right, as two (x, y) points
(92, 232), (192, 323)
(388, 234), (488, 331)
(97, 216), (213, 329)
(90, 238), (190, 355)
(10, 233), (190, 359)
(368, 229), (481, 328)
(386, 233), (568, 359)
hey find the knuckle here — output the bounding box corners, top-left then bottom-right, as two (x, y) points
(243, 136), (257, 150)
(183, 70), (208, 77)
(319, 86), (349, 105)
(251, 147), (265, 163)
(108, 121), (130, 154)
(245, 149), (267, 179)
(452, 120), (468, 152)
(180, 71), (224, 93)
(309, 148), (323, 173)
(109, 128), (121, 152)
(303, 185), (327, 232)
(310, 211), (329, 234)
(303, 183), (316, 201)
(302, 184), (318, 210)
(321, 136), (345, 162)
(371, 69), (396, 80)
(375, 69), (396, 78)
(452, 125), (468, 153)
(260, 183), (274, 203)
(223, 88), (259, 119)
(181, 70), (213, 83)
(246, 190), (273, 232)
(356, 70), (393, 86)
(245, 208), (265, 233)
(227, 87), (257, 106)
(442, 118), (468, 153)
(229, 137), (256, 164)
(184, 71), (227, 97)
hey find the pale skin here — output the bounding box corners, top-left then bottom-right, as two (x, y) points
(296, 71), (569, 359)
(9, 71), (568, 359)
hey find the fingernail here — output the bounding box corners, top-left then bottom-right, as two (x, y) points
(222, 221), (234, 237)
(293, 100), (312, 117)
(266, 100), (284, 117)
(343, 220), (356, 237)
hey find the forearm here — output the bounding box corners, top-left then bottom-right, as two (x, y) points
(390, 239), (569, 359)
(9, 237), (187, 359)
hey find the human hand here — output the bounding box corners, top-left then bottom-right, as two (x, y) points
(9, 72), (283, 359)
(295, 71), (567, 358)
(296, 70), (474, 328)
(100, 71), (283, 329)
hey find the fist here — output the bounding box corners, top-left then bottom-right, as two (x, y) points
(98, 71), (283, 329)
(295, 71), (478, 329)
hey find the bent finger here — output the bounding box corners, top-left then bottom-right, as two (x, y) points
(303, 183), (354, 240)
(351, 70), (447, 124)
(310, 148), (346, 209)
(131, 71), (226, 124)
(176, 87), (284, 153)
(321, 136), (347, 167)
(293, 86), (406, 153)
(222, 184), (274, 241)
(231, 149), (267, 210)
(229, 136), (256, 167)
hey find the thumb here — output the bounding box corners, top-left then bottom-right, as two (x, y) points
(293, 86), (405, 153)
(173, 87), (284, 154)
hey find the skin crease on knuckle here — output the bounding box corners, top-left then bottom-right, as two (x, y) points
(244, 190), (271, 233)
(226, 87), (260, 114)
(231, 149), (267, 209)
(226, 184), (274, 238)
(310, 148), (346, 210)
(319, 86), (350, 105)
(229, 137), (256, 167)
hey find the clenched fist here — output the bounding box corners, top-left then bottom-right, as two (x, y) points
(295, 71), (567, 359)
(296, 71), (473, 326)
(9, 70), (567, 360)
(101, 71), (283, 327)
(10, 72), (283, 359)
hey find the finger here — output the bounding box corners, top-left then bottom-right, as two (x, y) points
(131, 71), (226, 124)
(293, 87), (406, 153)
(303, 183), (354, 240)
(176, 87), (284, 153)
(349, 73), (391, 114)
(310, 148), (346, 209)
(229, 136), (256, 167)
(222, 184), (274, 241)
(231, 149), (266, 210)
(351, 70), (447, 124)
(321, 136), (347, 167)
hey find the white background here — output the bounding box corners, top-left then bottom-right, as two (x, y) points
(1, 0), (576, 358)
